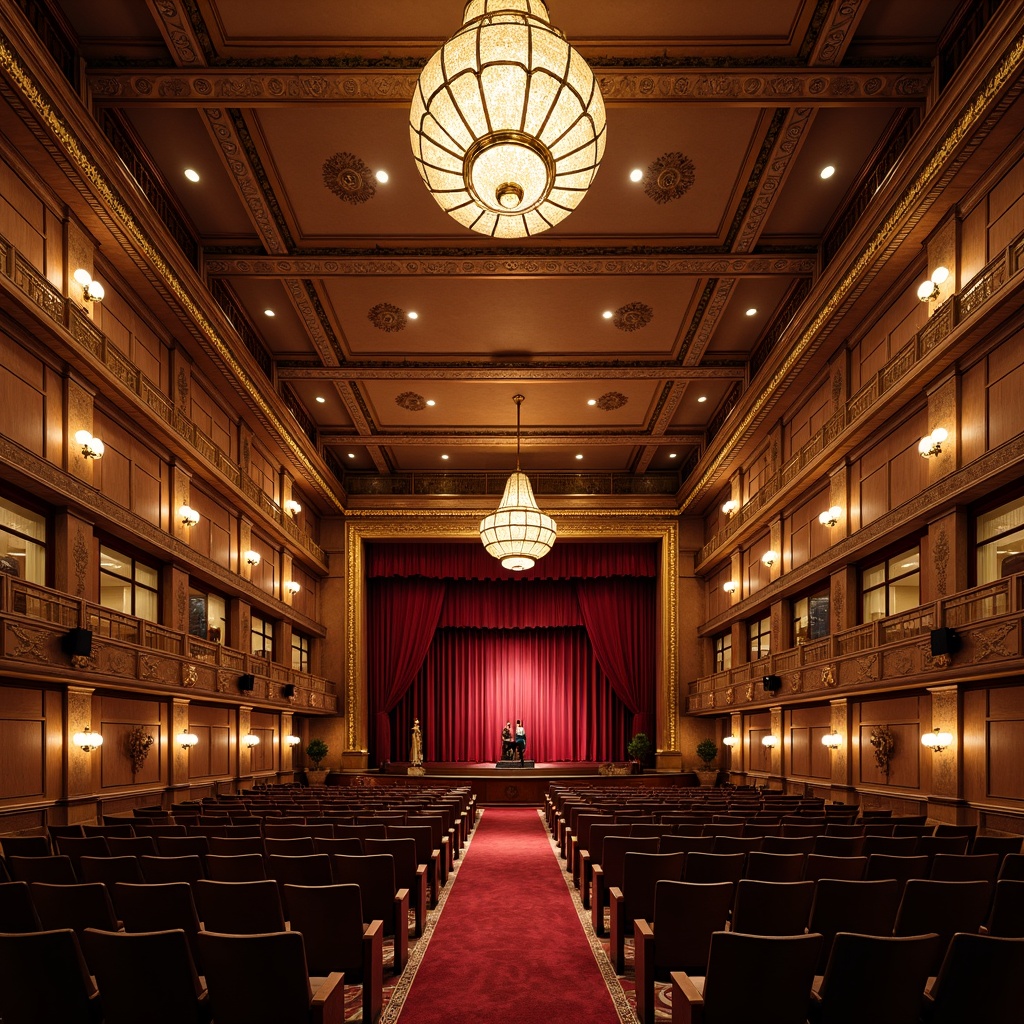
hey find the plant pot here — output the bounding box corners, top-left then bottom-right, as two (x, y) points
(696, 768), (719, 788)
(305, 768), (329, 787)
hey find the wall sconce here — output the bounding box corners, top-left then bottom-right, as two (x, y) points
(74, 430), (105, 460)
(761, 550), (778, 569)
(821, 732), (842, 749)
(818, 506), (842, 527)
(176, 732), (199, 750)
(285, 580), (301, 596)
(285, 735), (301, 747)
(73, 268), (105, 302)
(761, 734), (778, 749)
(244, 550), (261, 567)
(73, 728), (104, 752)
(916, 265), (949, 301)
(179, 505), (200, 527)
(921, 727), (953, 753)
(721, 499), (740, 517)
(918, 428), (948, 458)
(284, 499), (302, 517)
(723, 581), (738, 595)
(722, 735), (737, 748)
(242, 733), (260, 748)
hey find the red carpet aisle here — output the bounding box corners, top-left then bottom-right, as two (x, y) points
(390, 806), (631, 1024)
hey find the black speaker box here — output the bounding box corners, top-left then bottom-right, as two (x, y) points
(62, 627), (93, 657)
(762, 674), (782, 692)
(238, 673), (256, 692)
(281, 684), (296, 699)
(930, 627), (960, 656)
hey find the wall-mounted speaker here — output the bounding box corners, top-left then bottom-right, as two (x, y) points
(281, 684), (296, 699)
(930, 627), (960, 656)
(62, 627), (93, 657)
(762, 674), (782, 693)
(238, 674), (256, 692)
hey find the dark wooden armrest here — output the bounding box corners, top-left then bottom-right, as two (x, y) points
(670, 971), (704, 1024)
(391, 888), (410, 974)
(310, 971), (345, 1024)
(362, 921), (384, 1024)
(635, 919), (655, 1024)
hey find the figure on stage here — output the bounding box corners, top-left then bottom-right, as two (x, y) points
(515, 719), (526, 765)
(501, 721), (516, 761)
(409, 718), (423, 767)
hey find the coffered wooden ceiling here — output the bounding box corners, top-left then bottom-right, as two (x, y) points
(40, 0), (968, 508)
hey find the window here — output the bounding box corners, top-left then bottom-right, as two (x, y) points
(713, 632), (732, 672)
(251, 614), (274, 659)
(0, 496), (46, 584)
(793, 587), (830, 643)
(862, 546), (919, 621)
(977, 496), (1024, 583)
(100, 545), (158, 622)
(748, 615), (771, 661)
(292, 632), (310, 673)
(189, 588), (226, 644)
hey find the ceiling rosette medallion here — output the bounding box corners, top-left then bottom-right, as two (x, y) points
(644, 152), (696, 204)
(596, 391), (628, 411)
(613, 302), (653, 332)
(395, 391), (427, 411)
(322, 152), (376, 204)
(368, 303), (407, 332)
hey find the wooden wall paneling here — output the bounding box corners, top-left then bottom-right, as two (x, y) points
(979, 684), (1024, 805)
(889, 433), (929, 510)
(131, 435), (165, 529)
(98, 696), (165, 790)
(856, 695), (925, 791)
(0, 156), (45, 269)
(960, 198), (988, 284)
(185, 481), (234, 568)
(744, 534), (772, 598)
(0, 685), (47, 803)
(707, 563), (734, 621)
(851, 330), (888, 395)
(97, 298), (133, 358)
(250, 710), (277, 774)
(92, 413), (132, 509)
(0, 338), (46, 455)
(744, 447), (771, 503)
(959, 359), (987, 464)
(788, 485), (832, 572)
(249, 444), (277, 505)
(986, 334), (1024, 450)
(988, 160), (1024, 256)
(784, 377), (830, 460)
(962, 687), (989, 805)
(191, 379), (234, 461)
(186, 705), (233, 780)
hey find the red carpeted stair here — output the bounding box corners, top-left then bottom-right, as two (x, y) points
(396, 806), (624, 1023)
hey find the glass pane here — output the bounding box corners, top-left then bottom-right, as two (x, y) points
(977, 496), (1024, 543)
(100, 573), (132, 613)
(864, 586), (886, 621)
(135, 587), (158, 623)
(207, 593), (226, 644)
(977, 528), (1024, 584)
(100, 546), (129, 580)
(889, 548), (919, 579)
(0, 499), (46, 584)
(889, 573), (920, 614)
(135, 562), (159, 589)
(0, 497), (45, 540)
(862, 561), (886, 590)
(808, 594), (830, 639)
(189, 594), (207, 638)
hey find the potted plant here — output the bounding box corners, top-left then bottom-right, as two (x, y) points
(627, 732), (652, 774)
(695, 738), (719, 787)
(305, 738), (329, 787)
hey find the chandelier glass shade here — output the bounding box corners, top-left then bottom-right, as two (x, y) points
(410, 0), (606, 238)
(480, 395), (556, 571)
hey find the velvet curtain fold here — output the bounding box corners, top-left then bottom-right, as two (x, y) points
(438, 580), (583, 628)
(368, 577), (446, 762)
(575, 577), (656, 738)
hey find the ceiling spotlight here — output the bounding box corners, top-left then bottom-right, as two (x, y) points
(441, 454), (449, 461)
(575, 454), (583, 460)
(426, 399), (435, 407)
(286, 580), (301, 595)
(376, 170), (389, 183)
(761, 550), (778, 569)
(73, 268), (105, 302)
(917, 266), (949, 302)
(697, 396), (707, 403)
(347, 453), (356, 459)
(588, 399), (597, 406)
(315, 396), (326, 404)
(722, 499), (740, 516)
(410, 1), (605, 237)
(602, 311), (613, 319)
(184, 168), (200, 182)
(244, 550), (261, 567)
(284, 499), (302, 517)
(73, 728), (103, 752)
(179, 505), (200, 527)
(264, 308), (275, 317)
(407, 311), (419, 320)
(745, 308), (757, 317)
(630, 168), (644, 182)
(723, 581), (738, 595)
(242, 734), (260, 748)
(919, 427), (948, 458)
(820, 165), (836, 179)
(177, 732), (199, 750)
(74, 430), (105, 460)
(818, 506), (842, 528)
(669, 452), (677, 459)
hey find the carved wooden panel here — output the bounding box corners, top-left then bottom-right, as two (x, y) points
(0, 719), (45, 800)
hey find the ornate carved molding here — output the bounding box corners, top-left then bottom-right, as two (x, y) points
(278, 364), (746, 381)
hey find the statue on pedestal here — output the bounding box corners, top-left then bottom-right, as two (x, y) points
(409, 718), (423, 767)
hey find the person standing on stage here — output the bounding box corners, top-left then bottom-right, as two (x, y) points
(515, 719), (526, 765)
(501, 721), (514, 760)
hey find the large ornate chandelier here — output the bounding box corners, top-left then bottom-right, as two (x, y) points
(480, 395), (556, 571)
(410, 0), (606, 238)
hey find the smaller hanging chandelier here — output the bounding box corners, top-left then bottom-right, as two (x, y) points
(480, 395), (556, 571)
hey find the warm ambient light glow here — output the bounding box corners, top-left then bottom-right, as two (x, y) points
(286, 581), (301, 595)
(73, 268), (104, 302)
(822, 732), (842, 749)
(184, 168), (200, 182)
(819, 505), (842, 527)
(722, 735), (737, 747)
(761, 735), (778, 748)
(921, 727), (953, 752)
(375, 170), (389, 183)
(761, 550), (778, 568)
(73, 728), (103, 752)
(723, 581), (738, 595)
(176, 732), (199, 750)
(480, 394), (556, 572)
(919, 427), (948, 458)
(74, 430), (105, 460)
(242, 734), (260, 748)
(745, 308), (757, 316)
(179, 505), (200, 527)
(630, 168), (644, 182)
(284, 499), (302, 517)
(410, 0), (606, 238)
(407, 311), (419, 320)
(244, 550), (261, 566)
(917, 265), (949, 301)
(285, 735), (301, 747)
(721, 499), (740, 516)
(820, 165), (836, 179)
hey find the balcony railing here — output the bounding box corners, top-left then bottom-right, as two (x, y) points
(0, 576), (336, 713)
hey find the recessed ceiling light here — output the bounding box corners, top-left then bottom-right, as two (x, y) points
(629, 168), (643, 183)
(602, 310), (613, 319)
(745, 308), (758, 317)
(315, 396), (326, 404)
(184, 168), (200, 183)
(587, 399), (597, 406)
(820, 165), (836, 179)
(575, 453), (583, 460)
(407, 311), (419, 320)
(669, 452), (677, 459)
(441, 454), (449, 460)
(376, 170), (389, 184)
(697, 396), (707, 403)
(426, 399), (435, 407)
(264, 308), (275, 317)
(347, 452), (356, 458)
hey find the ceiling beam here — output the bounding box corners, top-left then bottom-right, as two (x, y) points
(320, 432), (706, 447)
(88, 66), (930, 106)
(276, 365), (746, 381)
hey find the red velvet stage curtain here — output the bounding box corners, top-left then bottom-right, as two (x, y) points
(368, 577), (446, 762)
(438, 580), (583, 628)
(575, 577), (656, 737)
(393, 627), (630, 762)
